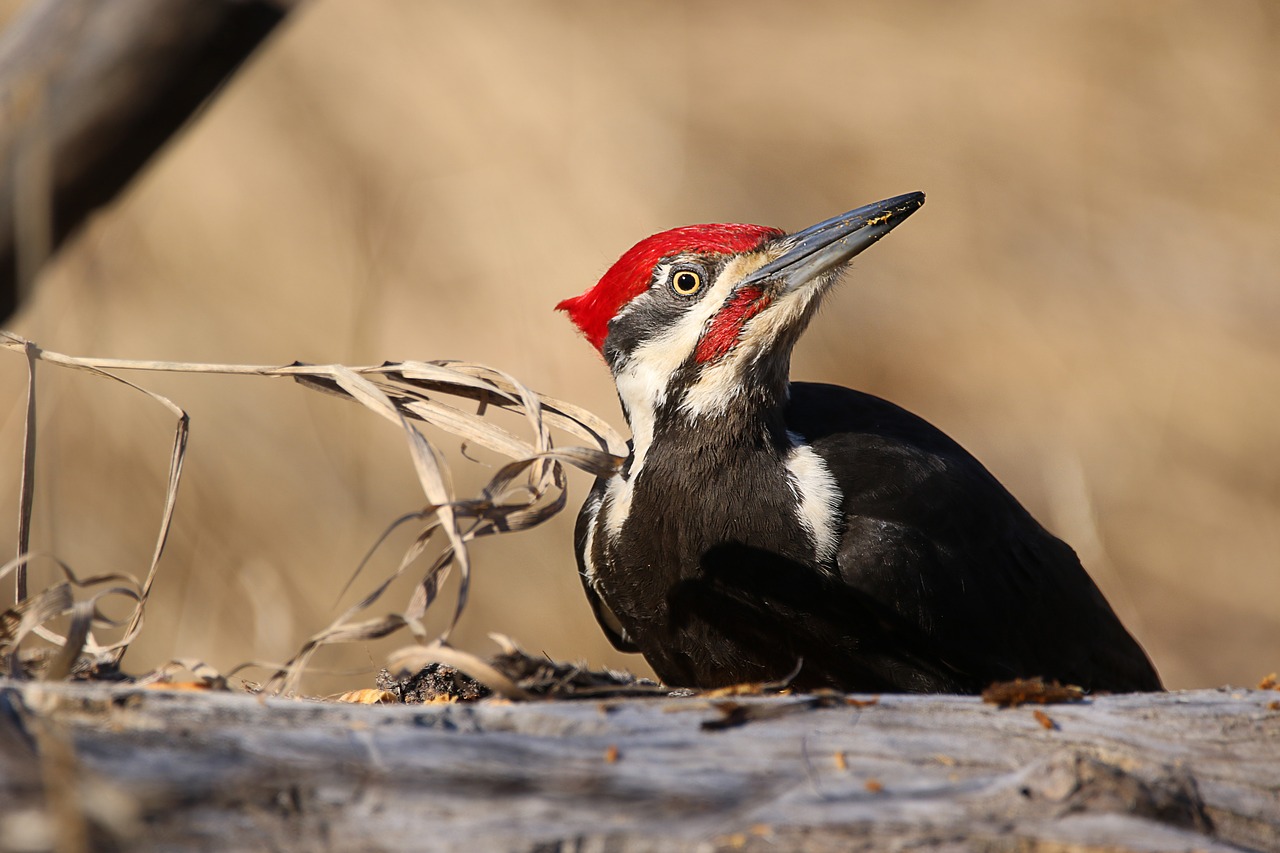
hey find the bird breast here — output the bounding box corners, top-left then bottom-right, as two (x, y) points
(589, 428), (843, 595)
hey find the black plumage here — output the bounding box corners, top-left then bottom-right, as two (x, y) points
(575, 383), (1160, 693)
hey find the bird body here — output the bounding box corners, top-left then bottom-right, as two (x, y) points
(558, 193), (1161, 693)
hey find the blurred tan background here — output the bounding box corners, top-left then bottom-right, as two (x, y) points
(2, 1), (1277, 691)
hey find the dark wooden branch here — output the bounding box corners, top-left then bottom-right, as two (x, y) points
(0, 0), (298, 320)
(1, 681), (1277, 851)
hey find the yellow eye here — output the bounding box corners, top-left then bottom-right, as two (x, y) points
(671, 269), (703, 296)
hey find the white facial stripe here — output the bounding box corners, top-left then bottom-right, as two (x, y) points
(784, 431), (842, 564)
(611, 255), (748, 452)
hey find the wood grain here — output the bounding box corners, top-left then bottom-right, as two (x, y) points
(2, 681), (1276, 851)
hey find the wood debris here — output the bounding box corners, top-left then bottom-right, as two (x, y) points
(701, 694), (845, 731)
(982, 677), (1086, 708)
(334, 689), (397, 705)
(1032, 708), (1058, 730)
(376, 641), (663, 704)
(141, 681), (217, 693)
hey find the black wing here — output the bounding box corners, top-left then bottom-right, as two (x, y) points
(573, 479), (641, 653)
(787, 382), (1162, 692)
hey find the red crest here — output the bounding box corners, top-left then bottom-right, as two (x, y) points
(557, 223), (782, 352)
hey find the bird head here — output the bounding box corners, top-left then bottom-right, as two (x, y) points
(558, 192), (924, 435)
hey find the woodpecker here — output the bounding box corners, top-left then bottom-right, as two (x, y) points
(557, 192), (1161, 694)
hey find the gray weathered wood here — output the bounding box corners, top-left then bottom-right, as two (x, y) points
(2, 681), (1277, 851)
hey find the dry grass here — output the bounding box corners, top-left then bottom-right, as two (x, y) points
(2, 1), (1278, 690)
(0, 333), (622, 692)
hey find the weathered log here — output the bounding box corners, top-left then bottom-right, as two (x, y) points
(0, 0), (297, 319)
(1, 680), (1277, 851)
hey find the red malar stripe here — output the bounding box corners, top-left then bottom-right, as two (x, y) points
(695, 286), (771, 364)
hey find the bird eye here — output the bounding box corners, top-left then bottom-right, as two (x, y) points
(671, 269), (703, 296)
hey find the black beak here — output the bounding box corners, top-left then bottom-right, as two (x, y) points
(739, 192), (925, 292)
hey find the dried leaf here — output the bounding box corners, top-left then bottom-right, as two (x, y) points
(140, 659), (230, 691)
(335, 689), (397, 705)
(0, 553), (144, 677)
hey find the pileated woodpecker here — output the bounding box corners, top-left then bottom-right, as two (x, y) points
(557, 192), (1161, 694)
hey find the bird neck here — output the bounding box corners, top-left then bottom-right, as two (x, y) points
(603, 374), (838, 575)
(614, 353), (792, 473)
(601, 365), (840, 574)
